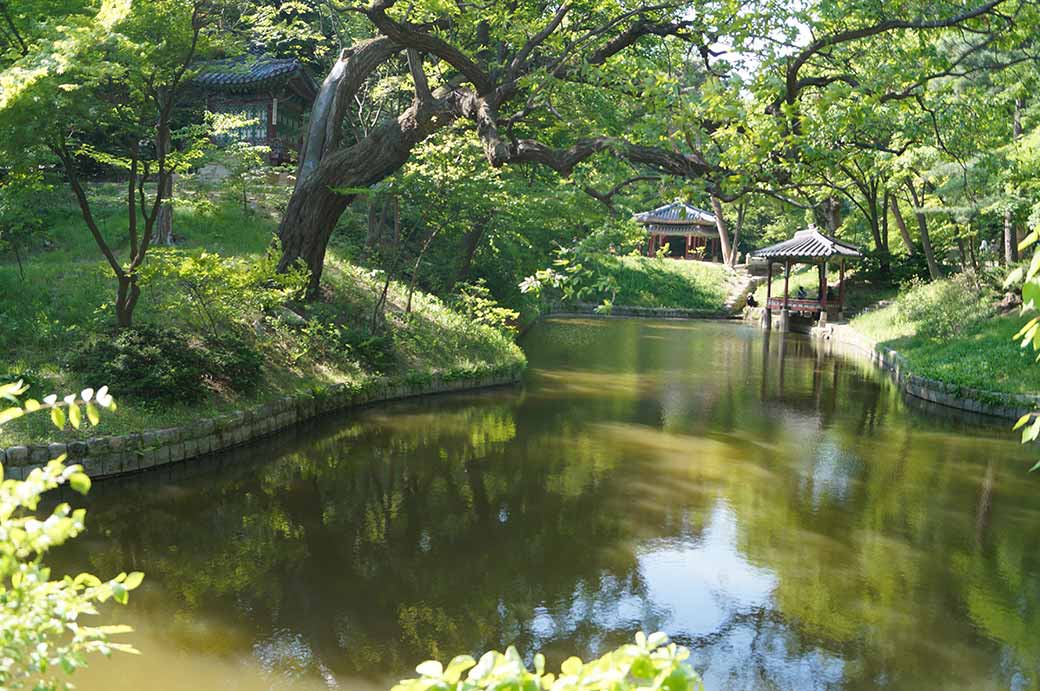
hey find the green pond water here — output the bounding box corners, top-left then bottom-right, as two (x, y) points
(63, 318), (1040, 690)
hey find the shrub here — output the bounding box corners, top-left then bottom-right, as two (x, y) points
(452, 279), (520, 335)
(201, 332), (264, 392)
(896, 272), (996, 339)
(391, 631), (703, 691)
(71, 326), (264, 404)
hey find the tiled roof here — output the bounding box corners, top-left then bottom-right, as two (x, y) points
(633, 201), (716, 226)
(751, 225), (863, 259)
(644, 223), (716, 237)
(192, 54), (317, 97)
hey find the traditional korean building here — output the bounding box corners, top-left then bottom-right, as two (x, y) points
(633, 201), (719, 260)
(192, 53), (318, 164)
(751, 225), (863, 329)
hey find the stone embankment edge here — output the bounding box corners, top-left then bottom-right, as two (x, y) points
(810, 321), (1040, 420)
(545, 302), (732, 319)
(0, 365), (525, 481)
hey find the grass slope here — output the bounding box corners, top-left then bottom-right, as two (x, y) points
(0, 182), (524, 445)
(850, 275), (1040, 397)
(594, 256), (733, 310)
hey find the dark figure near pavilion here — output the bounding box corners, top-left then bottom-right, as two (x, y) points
(746, 293), (758, 308)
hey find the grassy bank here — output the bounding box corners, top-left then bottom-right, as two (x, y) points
(849, 273), (1040, 397)
(577, 255), (735, 311)
(0, 182), (524, 446)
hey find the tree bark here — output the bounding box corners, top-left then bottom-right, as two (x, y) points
(889, 194), (915, 255)
(456, 217), (489, 284)
(905, 180), (941, 280)
(154, 125), (174, 245)
(710, 195), (735, 267)
(1004, 97), (1024, 264)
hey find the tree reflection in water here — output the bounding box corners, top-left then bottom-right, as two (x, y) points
(60, 318), (1040, 691)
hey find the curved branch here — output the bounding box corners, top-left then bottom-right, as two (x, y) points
(297, 37), (403, 187)
(366, 0), (494, 94)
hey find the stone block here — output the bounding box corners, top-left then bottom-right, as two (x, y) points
(170, 442), (186, 463)
(81, 455), (105, 477)
(29, 445), (51, 464)
(6, 446), (28, 466)
(67, 441), (89, 459)
(142, 430), (161, 447)
(48, 443), (67, 460)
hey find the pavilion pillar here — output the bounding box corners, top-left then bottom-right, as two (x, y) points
(779, 260), (791, 331)
(838, 258), (846, 319)
(818, 261), (828, 326)
(763, 261), (773, 330)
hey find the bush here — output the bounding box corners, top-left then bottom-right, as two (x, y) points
(452, 279), (519, 335)
(201, 332), (264, 392)
(71, 326), (263, 404)
(896, 272), (996, 339)
(391, 631), (703, 691)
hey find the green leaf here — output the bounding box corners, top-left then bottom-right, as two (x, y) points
(68, 402), (82, 429)
(123, 571), (144, 590)
(0, 406), (25, 425)
(416, 660), (443, 678)
(50, 406), (66, 429)
(560, 657), (583, 676)
(68, 472), (92, 495)
(1014, 413), (1032, 431)
(86, 402), (100, 426)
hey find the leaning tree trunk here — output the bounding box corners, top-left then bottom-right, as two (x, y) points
(889, 194), (915, 255)
(905, 181), (941, 280)
(709, 195), (735, 267)
(277, 40), (464, 297)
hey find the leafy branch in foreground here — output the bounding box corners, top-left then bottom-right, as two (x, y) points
(391, 631), (703, 691)
(0, 380), (140, 691)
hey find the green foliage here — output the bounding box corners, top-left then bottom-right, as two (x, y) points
(452, 280), (520, 335)
(141, 246), (309, 333)
(896, 273), (996, 339)
(71, 326), (262, 404)
(0, 380), (139, 690)
(0, 170), (51, 275)
(391, 632), (702, 691)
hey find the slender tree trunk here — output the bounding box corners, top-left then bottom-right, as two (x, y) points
(709, 195), (734, 267)
(1004, 97), (1024, 264)
(115, 274), (140, 329)
(154, 116), (174, 245)
(407, 227), (440, 313)
(456, 217), (489, 284)
(905, 180), (941, 280)
(889, 195), (915, 255)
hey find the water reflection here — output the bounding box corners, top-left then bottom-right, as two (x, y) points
(63, 318), (1040, 690)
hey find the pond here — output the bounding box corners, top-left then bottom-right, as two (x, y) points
(64, 318), (1040, 690)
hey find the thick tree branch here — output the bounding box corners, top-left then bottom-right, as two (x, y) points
(584, 175), (661, 208)
(366, 0), (495, 93)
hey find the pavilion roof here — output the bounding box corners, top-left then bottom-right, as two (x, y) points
(643, 223), (717, 237)
(192, 54), (318, 100)
(633, 201), (716, 227)
(751, 225), (863, 261)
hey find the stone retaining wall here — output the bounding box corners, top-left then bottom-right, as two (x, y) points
(1, 367), (524, 481)
(547, 302), (731, 319)
(812, 323), (1040, 419)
